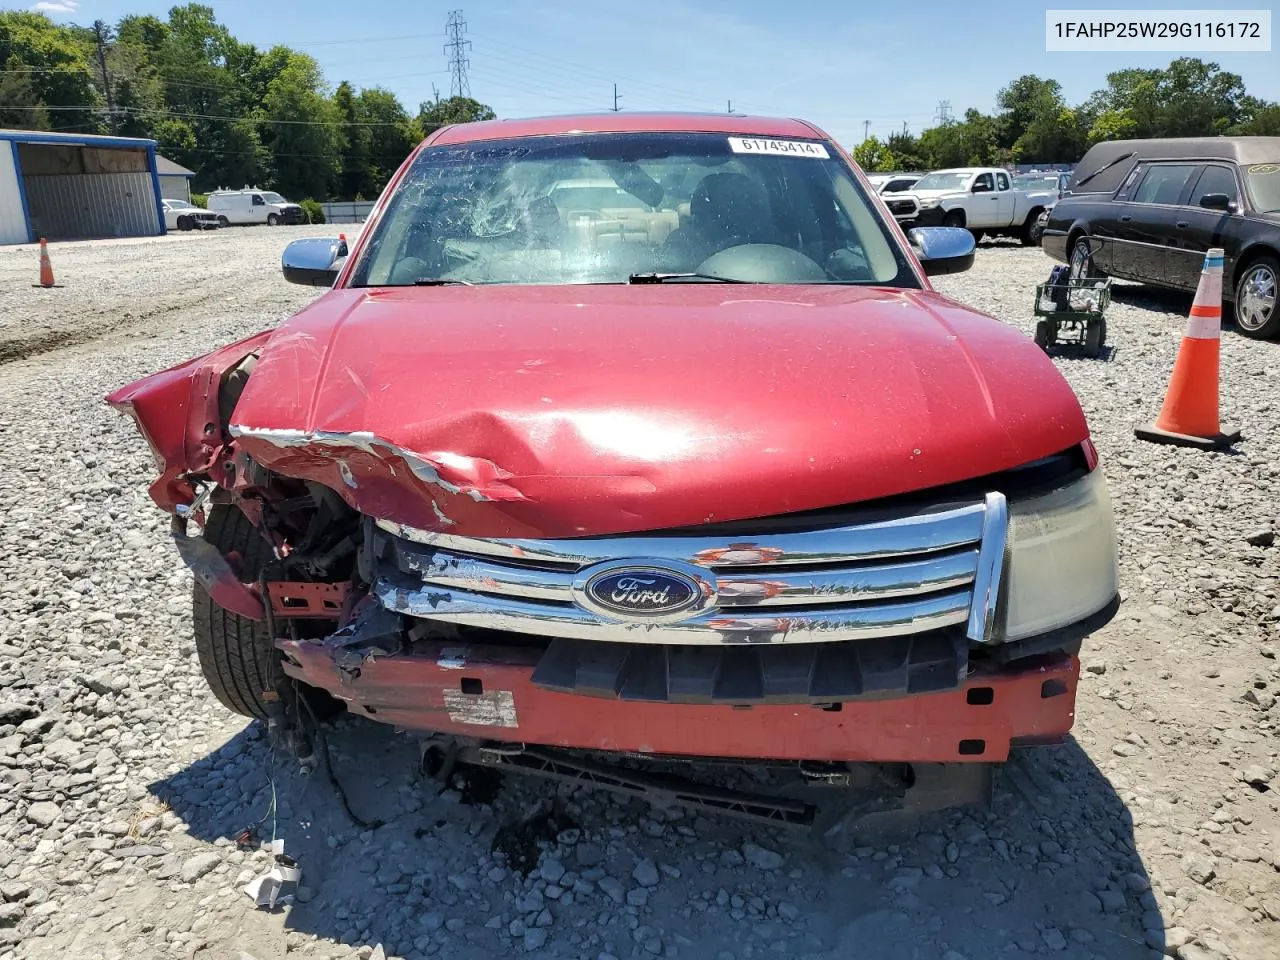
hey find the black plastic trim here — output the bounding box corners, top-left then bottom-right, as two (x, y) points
(530, 629), (968, 705)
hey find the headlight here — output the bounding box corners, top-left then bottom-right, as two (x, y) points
(1002, 468), (1118, 641)
(919, 199), (941, 209)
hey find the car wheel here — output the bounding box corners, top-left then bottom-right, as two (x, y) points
(1029, 214), (1048, 246)
(267, 213), (280, 226)
(942, 211), (965, 229)
(1020, 211), (1043, 246)
(191, 506), (285, 719)
(1233, 256), (1280, 340)
(1085, 317), (1107, 358)
(1068, 236), (1101, 282)
(217, 216), (230, 228)
(175, 215), (190, 231)
(1033, 319), (1054, 352)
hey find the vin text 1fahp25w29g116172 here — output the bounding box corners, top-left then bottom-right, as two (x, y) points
(106, 112), (1119, 830)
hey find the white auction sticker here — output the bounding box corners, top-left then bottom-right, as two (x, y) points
(728, 137), (829, 159)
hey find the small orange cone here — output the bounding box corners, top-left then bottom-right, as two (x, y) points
(36, 238), (56, 288)
(1135, 247), (1241, 449)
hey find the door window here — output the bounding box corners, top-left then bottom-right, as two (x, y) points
(973, 173), (994, 192)
(1188, 165), (1239, 206)
(1132, 164), (1197, 205)
(996, 172), (1010, 190)
(251, 194), (265, 206)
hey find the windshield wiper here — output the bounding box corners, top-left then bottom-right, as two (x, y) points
(628, 272), (746, 284)
(412, 277), (474, 286)
(1073, 151), (1136, 189)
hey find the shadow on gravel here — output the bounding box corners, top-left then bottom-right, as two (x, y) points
(1110, 284), (1194, 316)
(151, 717), (1161, 960)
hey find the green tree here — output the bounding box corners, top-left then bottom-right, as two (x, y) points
(359, 86), (421, 193)
(1232, 97), (1280, 136)
(851, 136), (895, 172)
(995, 75), (1085, 162)
(1084, 59), (1245, 140)
(996, 76), (1064, 148)
(0, 11), (101, 132)
(261, 53), (343, 199)
(335, 80), (373, 200)
(418, 95), (495, 133)
(918, 111), (1001, 168)
(1086, 109), (1138, 144)
(885, 132), (925, 171)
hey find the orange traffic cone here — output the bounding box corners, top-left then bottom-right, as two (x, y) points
(35, 238), (56, 288)
(1135, 247), (1241, 449)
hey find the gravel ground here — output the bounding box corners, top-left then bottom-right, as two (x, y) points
(0, 230), (1277, 960)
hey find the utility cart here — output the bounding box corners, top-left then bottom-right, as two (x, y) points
(1033, 266), (1112, 358)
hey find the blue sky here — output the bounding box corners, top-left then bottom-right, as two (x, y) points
(20, 0), (1280, 147)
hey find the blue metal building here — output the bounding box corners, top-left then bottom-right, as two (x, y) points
(0, 129), (167, 245)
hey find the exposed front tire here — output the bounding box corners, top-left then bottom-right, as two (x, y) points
(217, 216), (230, 228)
(942, 210), (965, 229)
(192, 506), (285, 719)
(1233, 255), (1279, 340)
(267, 213), (280, 226)
(176, 215), (191, 231)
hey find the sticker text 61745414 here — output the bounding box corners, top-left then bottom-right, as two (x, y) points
(728, 137), (830, 159)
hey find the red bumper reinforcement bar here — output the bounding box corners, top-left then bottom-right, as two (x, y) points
(277, 640), (1078, 764)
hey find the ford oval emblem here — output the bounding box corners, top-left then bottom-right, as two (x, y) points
(582, 566), (703, 620)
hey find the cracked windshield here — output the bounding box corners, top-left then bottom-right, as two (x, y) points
(352, 133), (909, 285)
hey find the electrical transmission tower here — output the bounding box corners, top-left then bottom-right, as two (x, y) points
(444, 10), (472, 99)
(935, 100), (953, 124)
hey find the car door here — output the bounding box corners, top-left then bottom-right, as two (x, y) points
(1109, 162), (1199, 286)
(969, 172), (999, 227)
(1167, 163), (1243, 291)
(992, 171), (1016, 225)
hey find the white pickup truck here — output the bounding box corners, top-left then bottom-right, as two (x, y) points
(896, 167), (1057, 245)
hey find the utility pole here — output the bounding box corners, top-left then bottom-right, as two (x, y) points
(727, 99), (734, 114)
(92, 20), (114, 130)
(611, 83), (621, 111)
(903, 121), (909, 136)
(444, 10), (472, 99)
(935, 100), (953, 124)
(863, 120), (871, 141)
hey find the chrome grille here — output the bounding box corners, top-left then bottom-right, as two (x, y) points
(373, 493), (1007, 647)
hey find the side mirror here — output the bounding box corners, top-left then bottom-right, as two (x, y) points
(1198, 193), (1234, 212)
(971, 182), (991, 193)
(281, 236), (347, 287)
(908, 226), (976, 276)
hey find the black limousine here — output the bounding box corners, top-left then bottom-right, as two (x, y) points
(1042, 137), (1280, 339)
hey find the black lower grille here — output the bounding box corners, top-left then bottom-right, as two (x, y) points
(530, 630), (967, 704)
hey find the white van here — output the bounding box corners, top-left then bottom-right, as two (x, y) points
(206, 187), (307, 226)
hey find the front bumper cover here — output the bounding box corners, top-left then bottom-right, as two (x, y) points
(912, 206), (948, 227)
(279, 636), (1078, 764)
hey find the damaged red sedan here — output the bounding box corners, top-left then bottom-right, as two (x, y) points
(107, 113), (1118, 827)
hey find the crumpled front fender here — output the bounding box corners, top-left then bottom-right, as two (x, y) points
(105, 330), (274, 512)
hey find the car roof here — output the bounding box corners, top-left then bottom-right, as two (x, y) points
(428, 112), (829, 146)
(1069, 136), (1280, 193)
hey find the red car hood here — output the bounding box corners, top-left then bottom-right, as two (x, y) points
(229, 284), (1088, 538)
